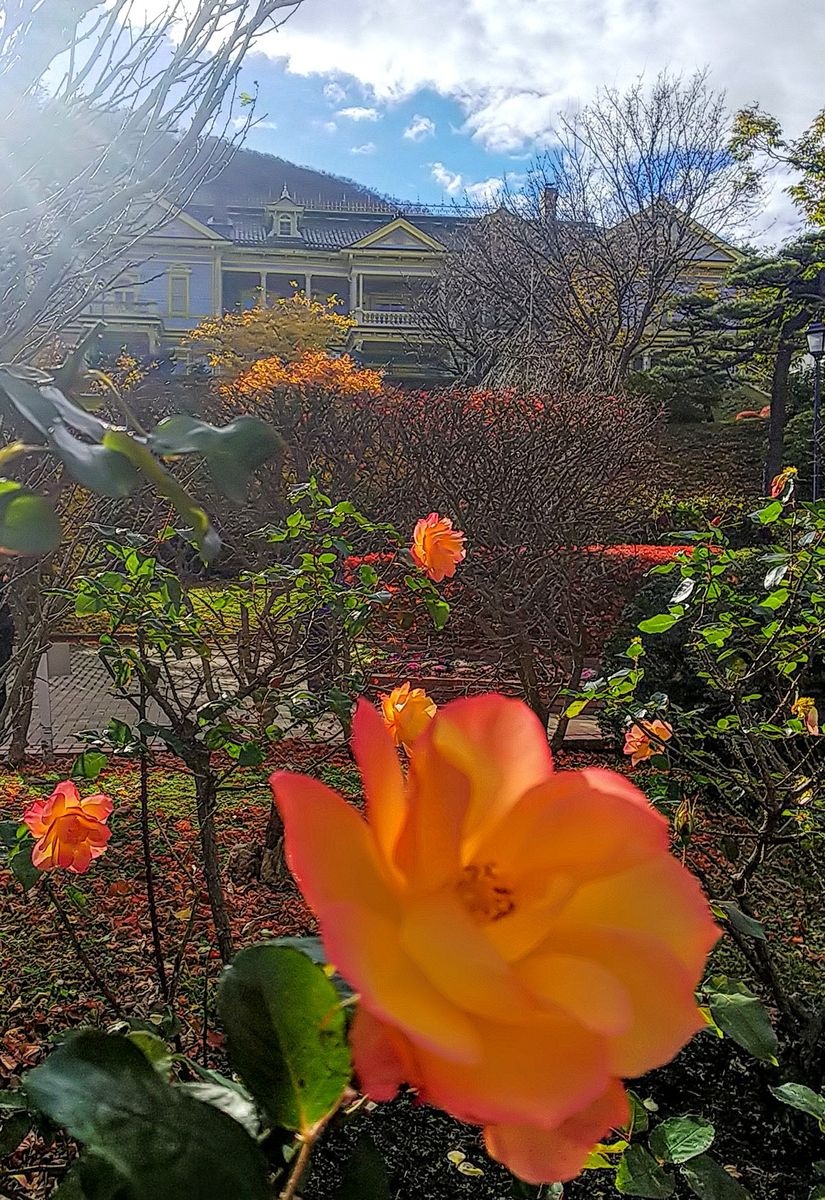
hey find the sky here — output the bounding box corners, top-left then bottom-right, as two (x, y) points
(229, 0), (824, 244)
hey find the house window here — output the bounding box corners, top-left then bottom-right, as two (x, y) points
(110, 274), (140, 310)
(278, 214), (293, 237)
(168, 270), (190, 316)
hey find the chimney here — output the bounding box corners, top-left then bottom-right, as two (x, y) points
(541, 185), (558, 220)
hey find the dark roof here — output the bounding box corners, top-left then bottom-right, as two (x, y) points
(183, 201), (471, 250)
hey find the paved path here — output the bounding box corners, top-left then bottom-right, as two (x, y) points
(8, 643), (605, 758)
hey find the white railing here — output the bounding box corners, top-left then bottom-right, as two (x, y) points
(354, 309), (419, 327)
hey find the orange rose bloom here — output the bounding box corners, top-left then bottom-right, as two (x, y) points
(381, 683), (437, 751)
(623, 719), (673, 766)
(791, 696), (820, 736)
(411, 513), (466, 583)
(271, 694), (717, 1183)
(770, 466), (797, 499)
(23, 781), (113, 874)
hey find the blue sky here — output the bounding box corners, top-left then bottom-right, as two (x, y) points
(238, 61), (521, 205)
(231, 0), (825, 243)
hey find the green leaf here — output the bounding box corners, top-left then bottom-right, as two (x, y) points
(149, 416), (282, 504)
(218, 943), (351, 1134)
(126, 1031), (172, 1078)
(178, 1081), (260, 1139)
(0, 1110), (32, 1155)
(712, 902), (766, 941)
(0, 1090), (29, 1113)
(770, 1083), (825, 1124)
(334, 1135), (392, 1200)
(810, 1187), (825, 1200)
(750, 501), (783, 526)
(704, 976), (779, 1064)
(670, 577), (696, 604)
(615, 1145), (675, 1196)
(763, 563), (788, 590)
(623, 1090), (650, 1136)
(71, 751), (109, 781)
(758, 588), (789, 610)
(680, 1154), (751, 1198)
(638, 614), (679, 634)
(649, 1116), (715, 1164)
(24, 1031), (269, 1200)
(564, 698), (590, 719)
(102, 431), (220, 564)
(0, 479), (61, 555)
(9, 840), (39, 892)
(48, 424), (139, 498)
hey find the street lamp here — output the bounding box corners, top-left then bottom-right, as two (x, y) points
(806, 320), (825, 501)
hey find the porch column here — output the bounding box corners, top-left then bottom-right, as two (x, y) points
(349, 273), (358, 313)
(260, 271), (267, 306)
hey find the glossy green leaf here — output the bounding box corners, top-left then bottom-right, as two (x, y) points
(0, 479), (61, 555)
(680, 1154), (751, 1198)
(149, 415), (282, 504)
(623, 1090), (650, 1136)
(615, 1145), (675, 1196)
(638, 614), (679, 634)
(704, 976), (779, 1064)
(712, 902), (766, 941)
(218, 942), (351, 1133)
(649, 1116), (715, 1164)
(71, 751), (109, 782)
(770, 1083), (825, 1124)
(334, 1135), (391, 1200)
(9, 840), (39, 892)
(24, 1031), (269, 1200)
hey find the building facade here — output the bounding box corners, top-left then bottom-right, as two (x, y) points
(85, 181), (742, 382)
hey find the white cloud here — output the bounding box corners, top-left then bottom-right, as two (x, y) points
(312, 118), (338, 134)
(351, 142), (377, 155)
(403, 114), (436, 142)
(265, 0), (825, 158)
(337, 106), (381, 122)
(231, 116), (278, 131)
(431, 162), (463, 194)
(323, 80), (347, 105)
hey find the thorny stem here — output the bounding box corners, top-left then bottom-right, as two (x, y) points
(45, 881), (123, 1017)
(138, 671), (169, 1001)
(278, 1097), (346, 1200)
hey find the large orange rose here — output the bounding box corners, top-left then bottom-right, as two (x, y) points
(271, 694), (717, 1183)
(410, 512), (466, 582)
(23, 781), (113, 874)
(381, 682), (437, 751)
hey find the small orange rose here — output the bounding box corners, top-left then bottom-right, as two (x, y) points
(381, 682), (437, 750)
(411, 512), (466, 583)
(623, 719), (673, 766)
(23, 781), (113, 874)
(791, 696), (820, 736)
(271, 694), (717, 1183)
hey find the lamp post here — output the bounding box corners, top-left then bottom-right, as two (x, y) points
(806, 319), (825, 501)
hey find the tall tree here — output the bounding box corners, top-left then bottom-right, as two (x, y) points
(421, 71), (753, 393)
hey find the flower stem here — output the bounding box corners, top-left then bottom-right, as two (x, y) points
(45, 881), (123, 1017)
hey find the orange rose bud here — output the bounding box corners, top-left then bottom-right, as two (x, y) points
(623, 719), (673, 766)
(271, 694), (717, 1184)
(410, 512), (466, 583)
(381, 682), (437, 751)
(23, 781), (113, 874)
(770, 466), (797, 499)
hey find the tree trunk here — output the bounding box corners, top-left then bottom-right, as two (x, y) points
(766, 312), (809, 487)
(260, 800), (288, 888)
(188, 754), (234, 964)
(515, 636), (550, 732)
(550, 651), (586, 752)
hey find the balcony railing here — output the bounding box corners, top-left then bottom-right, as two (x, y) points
(354, 309), (420, 327)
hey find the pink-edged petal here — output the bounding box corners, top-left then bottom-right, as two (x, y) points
(400, 893), (539, 1022)
(271, 771), (397, 918)
(351, 699), (407, 874)
(51, 781), (81, 806)
(409, 1010), (609, 1128)
(321, 901), (481, 1063)
(475, 768), (667, 890)
(561, 856), (719, 977)
(529, 922), (706, 1077)
(484, 1079), (629, 1184)
(80, 793), (113, 823)
(349, 1006), (412, 1101)
(22, 797), (51, 838)
(427, 696), (554, 853)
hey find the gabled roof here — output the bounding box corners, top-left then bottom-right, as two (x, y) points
(347, 216), (447, 252)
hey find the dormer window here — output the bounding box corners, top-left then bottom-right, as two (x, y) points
(278, 214), (293, 237)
